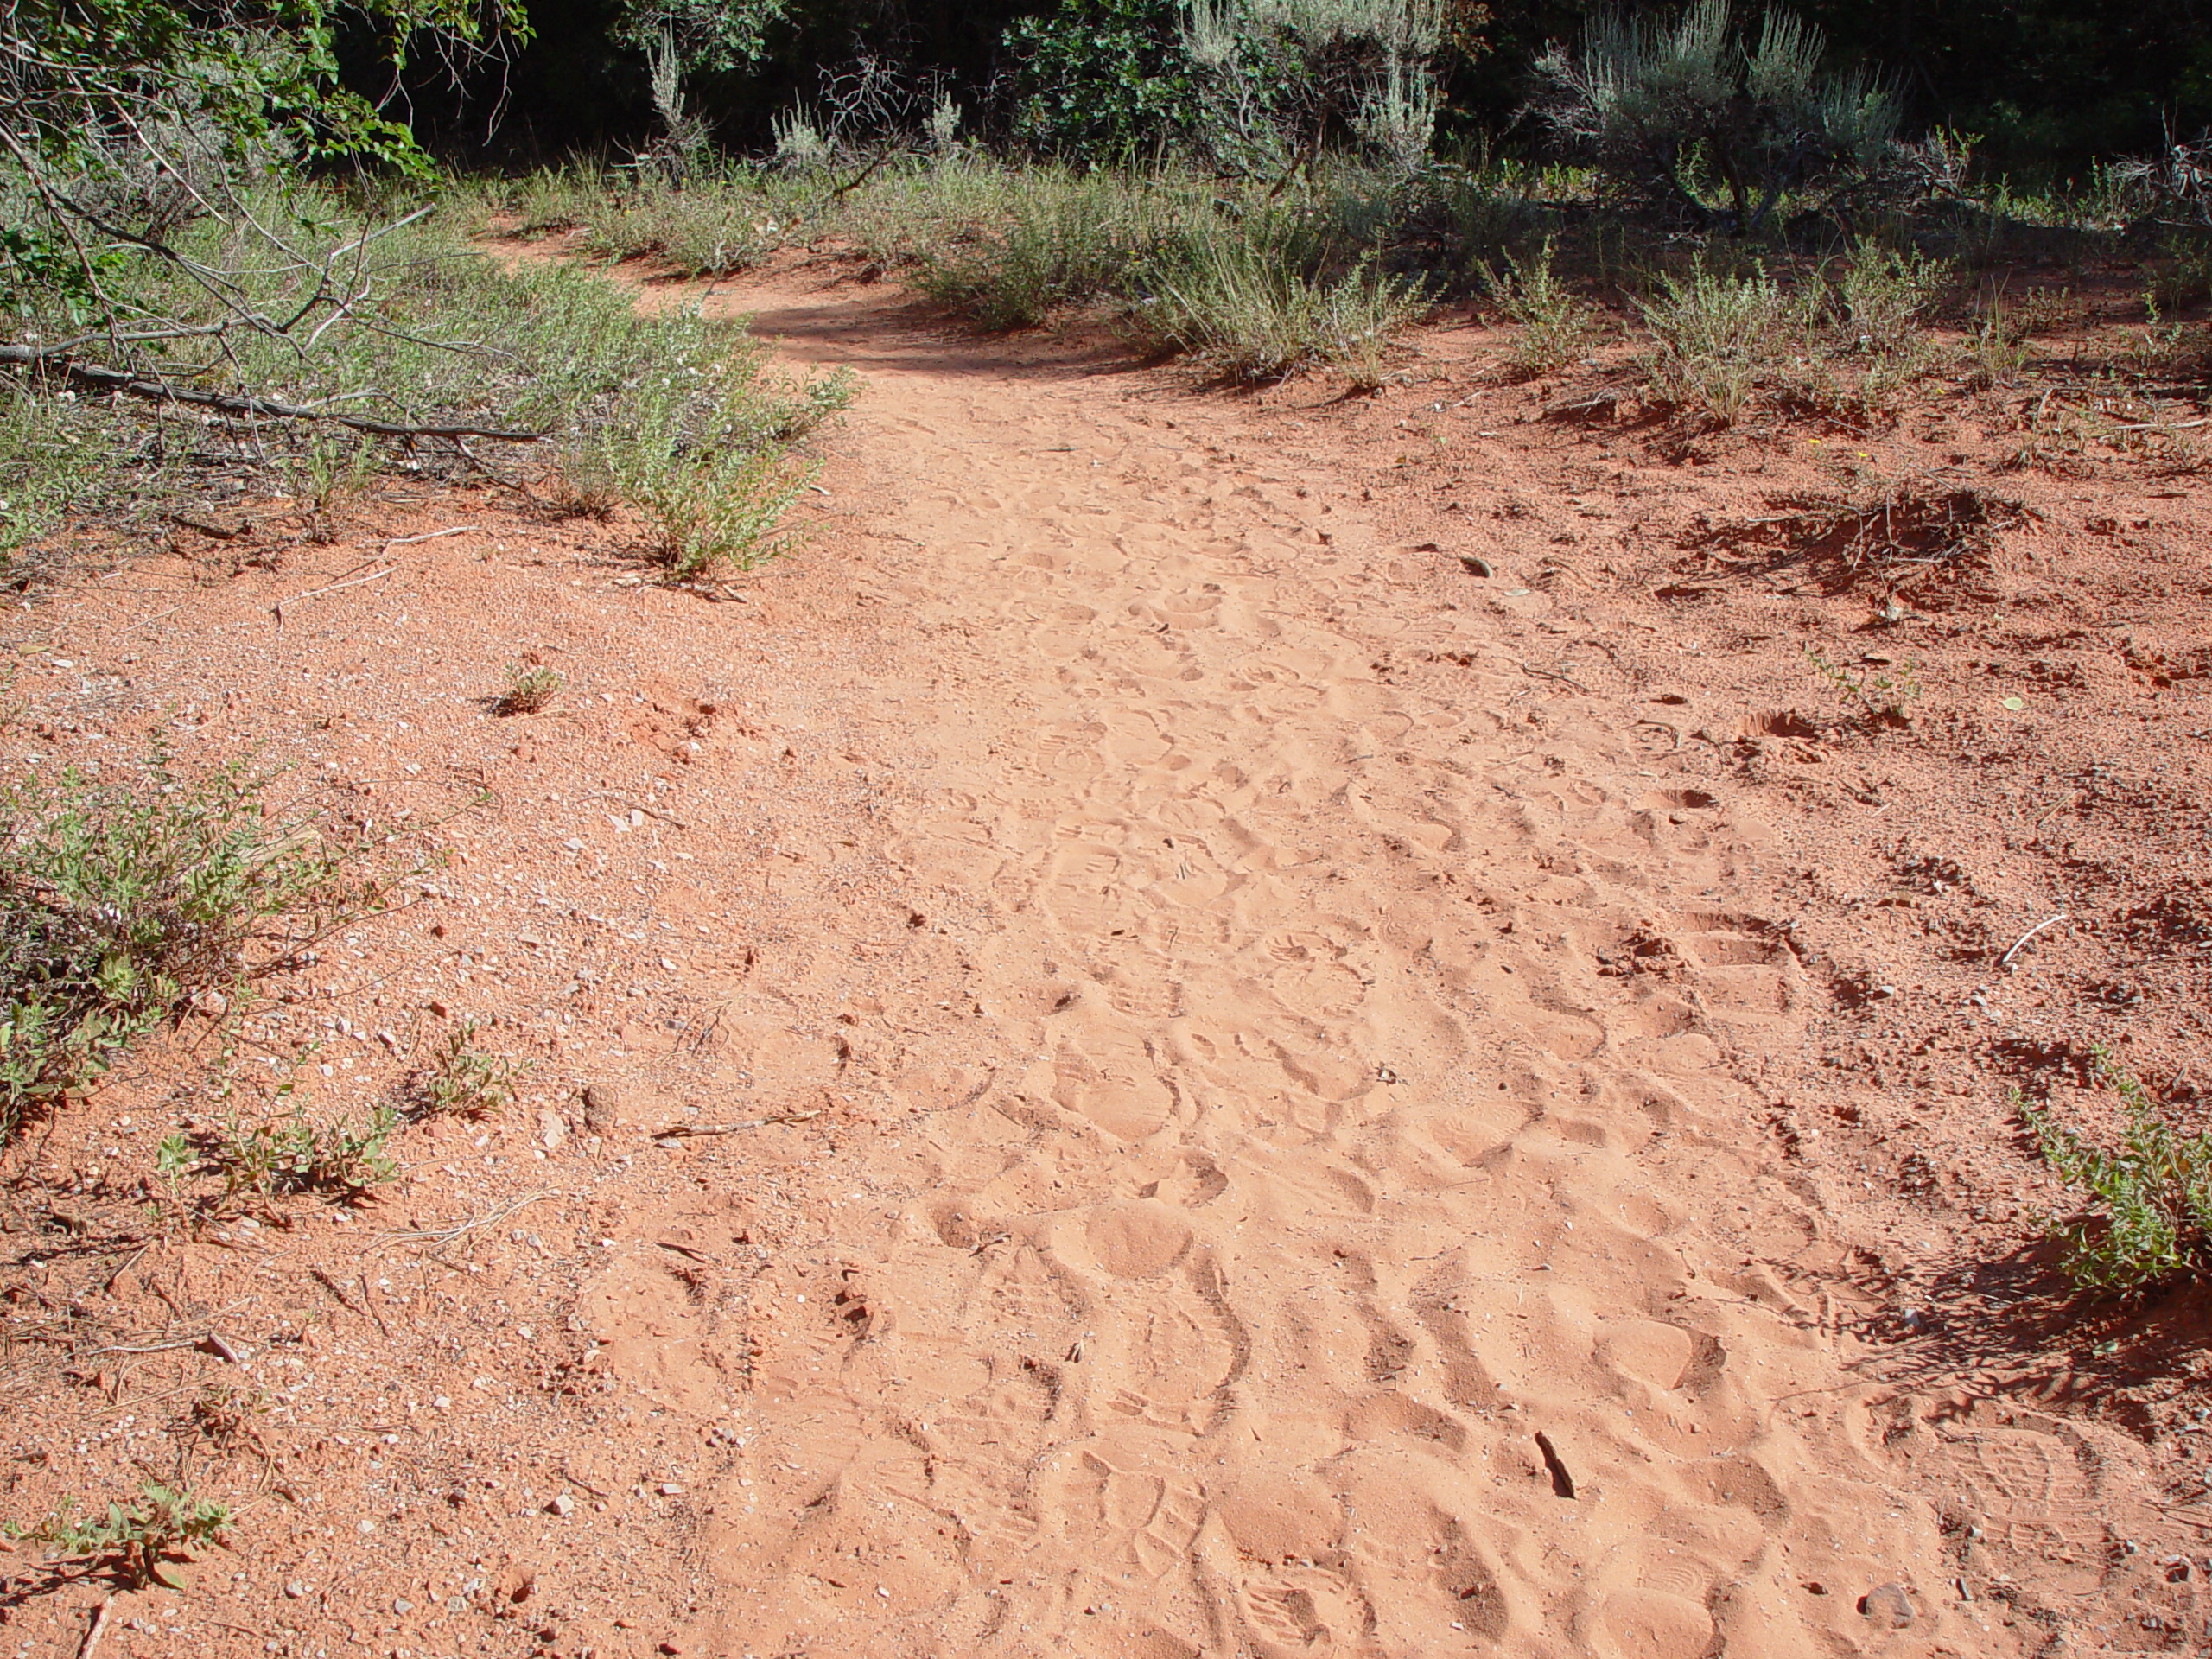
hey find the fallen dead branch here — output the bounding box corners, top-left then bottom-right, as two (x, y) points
(0, 345), (545, 443)
(655, 1109), (823, 1139)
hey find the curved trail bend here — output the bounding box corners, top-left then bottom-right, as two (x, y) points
(647, 270), (2010, 1659)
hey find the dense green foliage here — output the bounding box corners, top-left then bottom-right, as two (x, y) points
(372, 0), (2212, 176)
(1003, 0), (1198, 158)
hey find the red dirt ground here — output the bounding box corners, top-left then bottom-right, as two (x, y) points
(2, 251), (2209, 1658)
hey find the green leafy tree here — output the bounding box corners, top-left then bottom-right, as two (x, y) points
(1003, 0), (1202, 161)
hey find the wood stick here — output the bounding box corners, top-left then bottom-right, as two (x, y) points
(0, 345), (543, 441)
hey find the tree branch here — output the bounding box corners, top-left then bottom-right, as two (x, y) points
(0, 345), (545, 442)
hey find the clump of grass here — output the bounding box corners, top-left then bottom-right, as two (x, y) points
(1962, 298), (2030, 389)
(0, 753), (405, 1139)
(2021, 1048), (2212, 1294)
(496, 662), (563, 715)
(1135, 217), (1428, 385)
(467, 162), (796, 276)
(1637, 260), (1808, 423)
(1482, 236), (1599, 377)
(415, 1017), (524, 1119)
(4, 1482), (229, 1588)
(908, 165), (1178, 328)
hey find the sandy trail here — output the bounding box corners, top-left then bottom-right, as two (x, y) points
(630, 273), (2030, 1659)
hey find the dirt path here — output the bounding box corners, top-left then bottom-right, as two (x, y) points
(17, 265), (2199, 1659)
(616, 270), (2031, 1659)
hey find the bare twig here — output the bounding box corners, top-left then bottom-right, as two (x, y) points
(656, 1110), (822, 1139)
(375, 1189), (559, 1251)
(378, 526), (479, 555)
(1520, 662), (1591, 694)
(1999, 912), (2068, 972)
(77, 1599), (111, 1659)
(270, 568), (390, 631)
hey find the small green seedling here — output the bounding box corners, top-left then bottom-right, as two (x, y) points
(4, 1483), (229, 1587)
(496, 664), (563, 716)
(416, 1018), (525, 1119)
(1803, 645), (1921, 725)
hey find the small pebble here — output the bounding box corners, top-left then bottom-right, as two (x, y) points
(284, 1581), (309, 1599)
(392, 1598), (413, 1615)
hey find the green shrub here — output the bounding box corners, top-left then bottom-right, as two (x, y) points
(1637, 260), (1807, 421)
(911, 168), (1174, 328)
(193, 1102), (400, 1199)
(1, 184), (839, 573)
(496, 663), (563, 715)
(1831, 241), (1952, 355)
(1135, 213), (1429, 383)
(2022, 1049), (2212, 1294)
(1530, 0), (1901, 235)
(563, 353), (851, 577)
(1483, 236), (1600, 375)
(1003, 0), (1200, 160)
(416, 1019), (526, 1118)
(0, 754), (404, 1137)
(5, 1484), (229, 1588)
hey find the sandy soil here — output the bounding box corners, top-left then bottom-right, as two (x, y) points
(3, 257), (2209, 1658)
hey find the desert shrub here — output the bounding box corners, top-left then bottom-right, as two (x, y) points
(1183, 0), (1448, 179)
(563, 354), (849, 577)
(1637, 260), (1808, 420)
(1483, 236), (1600, 374)
(0, 753), (404, 1136)
(0, 187), (841, 571)
(1830, 241), (1952, 355)
(2022, 1050), (2212, 1294)
(1135, 211), (1428, 383)
(1530, 0), (1900, 234)
(913, 169), (1162, 327)
(415, 1018), (525, 1117)
(194, 1103), (400, 1199)
(496, 664), (564, 715)
(5, 1483), (229, 1589)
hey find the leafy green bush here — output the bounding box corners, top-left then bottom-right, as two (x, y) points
(1004, 0), (1201, 160)
(2022, 1050), (2212, 1294)
(0, 754), (403, 1136)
